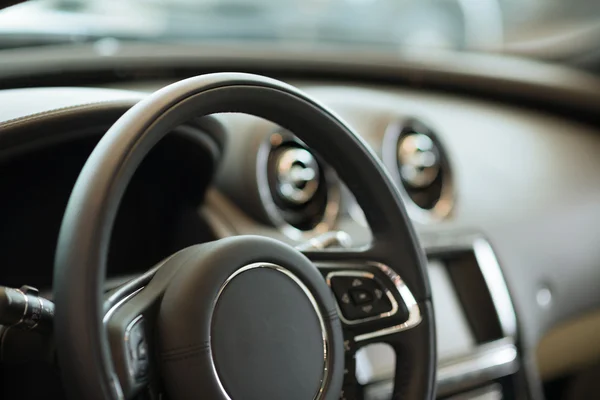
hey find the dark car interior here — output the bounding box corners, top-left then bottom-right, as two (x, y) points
(1, 1), (600, 400)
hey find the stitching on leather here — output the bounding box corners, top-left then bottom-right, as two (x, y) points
(0, 99), (138, 130)
(162, 350), (207, 363)
(325, 309), (339, 320)
(162, 341), (211, 355)
(161, 343), (210, 361)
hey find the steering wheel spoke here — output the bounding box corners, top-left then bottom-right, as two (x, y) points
(306, 250), (434, 400)
(102, 249), (196, 399)
(103, 276), (159, 399)
(309, 256), (421, 343)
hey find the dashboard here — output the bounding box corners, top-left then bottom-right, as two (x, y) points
(191, 81), (600, 399)
(1, 47), (600, 400)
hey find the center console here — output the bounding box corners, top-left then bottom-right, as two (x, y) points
(356, 233), (523, 400)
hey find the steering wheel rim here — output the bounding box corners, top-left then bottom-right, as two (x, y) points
(53, 73), (436, 400)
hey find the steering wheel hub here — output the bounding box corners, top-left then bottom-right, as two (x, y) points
(157, 237), (344, 400)
(212, 263), (327, 399)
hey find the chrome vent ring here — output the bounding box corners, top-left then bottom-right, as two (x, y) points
(382, 118), (454, 223)
(257, 130), (340, 240)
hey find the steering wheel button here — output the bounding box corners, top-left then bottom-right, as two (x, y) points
(329, 276), (363, 295)
(135, 358), (149, 381)
(361, 304), (374, 314)
(338, 303), (364, 320)
(372, 296), (393, 314)
(349, 288), (372, 305)
(329, 274), (397, 320)
(137, 340), (148, 360)
(124, 317), (150, 382)
(341, 293), (351, 304)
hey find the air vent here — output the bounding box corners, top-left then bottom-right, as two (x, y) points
(257, 131), (340, 239)
(382, 118), (453, 223)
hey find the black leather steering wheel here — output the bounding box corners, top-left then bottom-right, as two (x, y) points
(53, 73), (436, 400)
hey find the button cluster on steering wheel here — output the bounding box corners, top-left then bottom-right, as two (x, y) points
(124, 316), (149, 382)
(330, 275), (393, 320)
(326, 270), (409, 326)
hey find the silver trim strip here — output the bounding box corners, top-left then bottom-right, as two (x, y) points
(103, 288), (143, 325)
(210, 262), (330, 400)
(320, 262), (422, 342)
(422, 234), (518, 340)
(444, 383), (503, 400)
(437, 339), (518, 396)
(363, 339), (518, 399)
(472, 238), (518, 339)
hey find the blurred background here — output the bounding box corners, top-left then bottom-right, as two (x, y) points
(0, 0), (599, 67)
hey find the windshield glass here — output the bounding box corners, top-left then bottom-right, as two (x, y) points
(1, 0), (599, 60)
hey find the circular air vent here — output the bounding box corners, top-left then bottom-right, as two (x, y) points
(382, 118), (453, 223)
(271, 147), (320, 207)
(257, 131), (340, 239)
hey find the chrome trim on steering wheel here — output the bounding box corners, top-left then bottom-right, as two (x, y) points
(321, 261), (422, 342)
(355, 262), (422, 342)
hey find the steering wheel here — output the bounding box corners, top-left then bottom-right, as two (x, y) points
(53, 73), (436, 400)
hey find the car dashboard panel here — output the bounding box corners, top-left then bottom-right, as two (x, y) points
(1, 73), (600, 400)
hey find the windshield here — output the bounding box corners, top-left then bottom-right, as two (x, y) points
(1, 0), (599, 60)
